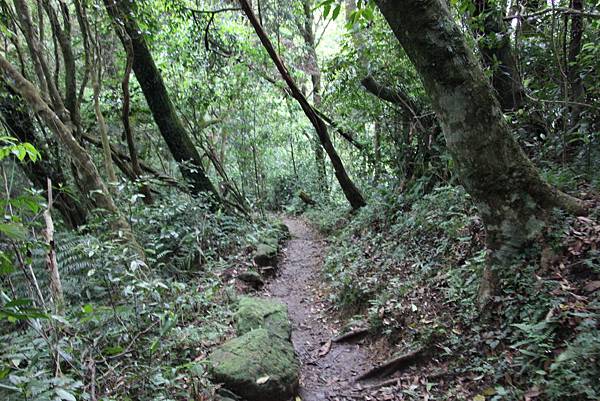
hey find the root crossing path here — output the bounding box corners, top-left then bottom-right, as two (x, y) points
(265, 218), (371, 401)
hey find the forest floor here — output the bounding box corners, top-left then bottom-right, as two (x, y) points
(263, 217), (376, 401)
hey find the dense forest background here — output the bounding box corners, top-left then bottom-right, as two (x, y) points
(0, 0), (599, 399)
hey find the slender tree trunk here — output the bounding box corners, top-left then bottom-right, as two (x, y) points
(92, 60), (118, 185)
(374, 0), (585, 305)
(42, 0), (82, 133)
(566, 0), (585, 131)
(13, 0), (68, 121)
(43, 178), (64, 314)
(373, 121), (381, 184)
(239, 0), (366, 209)
(299, 0), (328, 192)
(103, 0), (219, 201)
(118, 26), (153, 204)
(0, 55), (144, 257)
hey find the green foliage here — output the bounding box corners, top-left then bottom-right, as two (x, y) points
(0, 137), (40, 163)
(311, 184), (600, 400)
(0, 190), (284, 400)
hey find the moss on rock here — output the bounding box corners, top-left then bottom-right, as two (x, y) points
(234, 297), (291, 340)
(208, 328), (299, 401)
(254, 243), (278, 266)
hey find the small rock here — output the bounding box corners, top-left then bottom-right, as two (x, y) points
(237, 271), (264, 288)
(254, 243), (278, 267)
(260, 266), (277, 277)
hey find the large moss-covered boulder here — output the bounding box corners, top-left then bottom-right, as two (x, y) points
(234, 297), (291, 340)
(253, 243), (278, 267)
(208, 328), (299, 401)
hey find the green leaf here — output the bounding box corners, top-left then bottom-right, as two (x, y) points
(55, 388), (77, 401)
(332, 4), (341, 20)
(323, 3), (331, 18)
(104, 345), (124, 355)
(363, 6), (374, 21)
(0, 252), (15, 274)
(0, 222), (28, 240)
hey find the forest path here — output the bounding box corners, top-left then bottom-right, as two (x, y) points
(264, 217), (372, 401)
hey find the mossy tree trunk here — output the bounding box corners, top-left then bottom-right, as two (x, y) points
(566, 0), (586, 131)
(374, 0), (585, 304)
(104, 0), (219, 201)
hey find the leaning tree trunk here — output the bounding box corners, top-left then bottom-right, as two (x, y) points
(0, 55), (144, 257)
(0, 79), (88, 229)
(103, 0), (219, 201)
(374, 0), (585, 304)
(239, 0), (366, 209)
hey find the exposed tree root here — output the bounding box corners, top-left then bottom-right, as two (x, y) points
(332, 327), (369, 343)
(360, 377), (401, 390)
(356, 347), (425, 381)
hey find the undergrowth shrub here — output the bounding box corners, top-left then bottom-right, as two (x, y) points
(311, 184), (600, 401)
(0, 193), (281, 400)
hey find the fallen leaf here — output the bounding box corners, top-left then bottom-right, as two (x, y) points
(483, 387), (496, 396)
(473, 395), (485, 401)
(583, 281), (600, 293)
(256, 375), (270, 385)
(524, 386), (541, 400)
(318, 339), (332, 357)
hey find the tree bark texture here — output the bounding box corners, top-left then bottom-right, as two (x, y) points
(374, 0), (585, 301)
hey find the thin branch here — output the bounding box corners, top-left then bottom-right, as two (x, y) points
(505, 7), (600, 21)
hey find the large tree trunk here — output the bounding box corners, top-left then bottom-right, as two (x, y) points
(239, 0), (366, 209)
(374, 0), (585, 304)
(103, 0), (219, 200)
(471, 0), (525, 111)
(0, 79), (88, 229)
(0, 55), (143, 256)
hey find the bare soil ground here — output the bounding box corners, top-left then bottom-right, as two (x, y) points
(264, 217), (374, 401)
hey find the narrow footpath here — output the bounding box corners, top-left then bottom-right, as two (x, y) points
(264, 217), (372, 401)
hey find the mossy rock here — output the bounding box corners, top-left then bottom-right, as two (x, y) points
(208, 328), (299, 401)
(275, 222), (290, 240)
(234, 297), (291, 340)
(253, 243), (278, 267)
(237, 270), (264, 288)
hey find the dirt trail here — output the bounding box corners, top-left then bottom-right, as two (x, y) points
(264, 217), (372, 401)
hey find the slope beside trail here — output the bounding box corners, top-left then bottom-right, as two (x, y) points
(263, 217), (372, 401)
